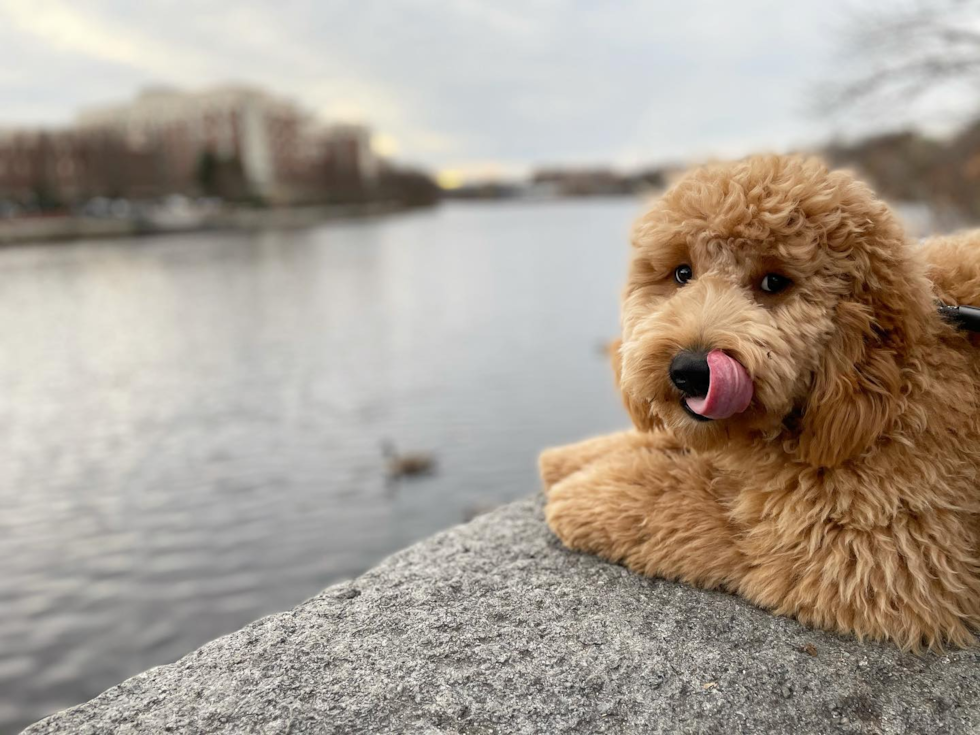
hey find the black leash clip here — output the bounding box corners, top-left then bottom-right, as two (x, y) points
(937, 301), (980, 333)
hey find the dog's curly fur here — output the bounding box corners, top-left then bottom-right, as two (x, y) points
(540, 155), (980, 651)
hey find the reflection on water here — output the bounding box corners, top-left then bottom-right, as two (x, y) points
(0, 199), (640, 731)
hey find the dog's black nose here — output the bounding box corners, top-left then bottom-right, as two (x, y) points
(669, 351), (710, 397)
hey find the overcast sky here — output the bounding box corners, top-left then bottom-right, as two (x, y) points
(2, 0), (974, 181)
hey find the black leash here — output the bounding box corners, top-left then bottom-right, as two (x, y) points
(937, 302), (980, 333)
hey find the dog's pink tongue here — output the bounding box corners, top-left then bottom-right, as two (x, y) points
(685, 350), (753, 420)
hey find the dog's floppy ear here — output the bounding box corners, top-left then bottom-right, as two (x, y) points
(610, 338), (662, 432)
(797, 184), (925, 468)
(797, 301), (903, 467)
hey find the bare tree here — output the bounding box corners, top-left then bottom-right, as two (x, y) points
(823, 0), (980, 111)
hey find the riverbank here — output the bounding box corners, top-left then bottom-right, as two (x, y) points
(25, 496), (980, 734)
(0, 201), (413, 246)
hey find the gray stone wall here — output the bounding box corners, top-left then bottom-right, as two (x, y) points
(25, 497), (980, 734)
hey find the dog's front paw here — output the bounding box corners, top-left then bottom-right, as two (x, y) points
(544, 475), (610, 555)
(538, 446), (582, 493)
(539, 431), (659, 493)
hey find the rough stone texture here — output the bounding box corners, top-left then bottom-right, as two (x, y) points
(25, 496), (980, 734)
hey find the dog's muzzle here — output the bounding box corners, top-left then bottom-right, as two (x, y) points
(670, 349), (753, 421)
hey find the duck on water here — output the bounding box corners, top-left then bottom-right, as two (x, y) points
(381, 440), (437, 479)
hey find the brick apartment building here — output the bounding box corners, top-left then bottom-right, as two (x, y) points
(0, 128), (159, 206)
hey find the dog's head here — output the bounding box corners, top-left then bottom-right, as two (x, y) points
(617, 155), (932, 466)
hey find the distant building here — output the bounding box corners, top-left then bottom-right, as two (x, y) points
(323, 124), (379, 182)
(0, 85), (394, 208)
(0, 129), (86, 205)
(76, 85), (328, 202)
(0, 128), (159, 206)
(0, 130), (50, 204)
(531, 168), (633, 197)
(314, 124), (380, 200)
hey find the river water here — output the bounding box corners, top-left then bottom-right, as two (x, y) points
(0, 198), (641, 731)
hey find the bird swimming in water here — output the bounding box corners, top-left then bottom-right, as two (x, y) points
(381, 440), (436, 479)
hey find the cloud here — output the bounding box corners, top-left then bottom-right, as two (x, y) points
(1, 0), (960, 178)
(0, 0), (212, 78)
(438, 0), (540, 38)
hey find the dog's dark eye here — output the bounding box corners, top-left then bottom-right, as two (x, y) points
(760, 273), (792, 294)
(674, 264), (693, 285)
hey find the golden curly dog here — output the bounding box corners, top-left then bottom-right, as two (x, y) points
(540, 155), (980, 651)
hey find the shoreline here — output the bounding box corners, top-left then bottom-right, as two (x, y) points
(0, 200), (416, 246)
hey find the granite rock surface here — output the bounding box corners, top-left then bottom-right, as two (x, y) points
(25, 497), (980, 734)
